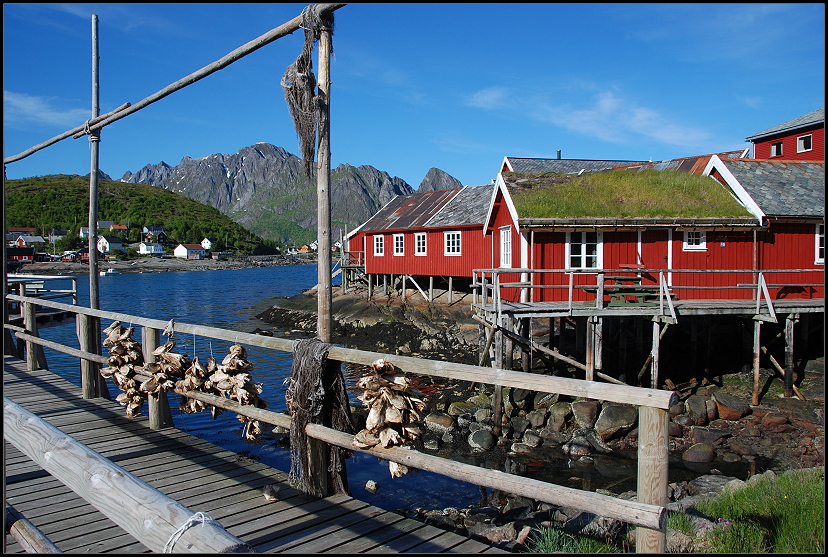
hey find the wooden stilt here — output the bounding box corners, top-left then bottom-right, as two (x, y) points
(493, 319), (503, 437)
(636, 405), (669, 552)
(784, 314), (797, 397)
(651, 320), (661, 390)
(595, 317), (603, 372)
(448, 276), (453, 304)
(504, 316), (514, 371)
(752, 318), (762, 406)
(585, 317), (595, 381)
(521, 317), (531, 373)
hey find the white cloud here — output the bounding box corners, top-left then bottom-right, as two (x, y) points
(465, 87), (511, 109)
(4, 90), (90, 128)
(537, 91), (710, 147)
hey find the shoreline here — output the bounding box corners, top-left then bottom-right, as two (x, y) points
(8, 254), (316, 276)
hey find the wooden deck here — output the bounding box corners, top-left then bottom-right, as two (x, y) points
(3, 356), (506, 554)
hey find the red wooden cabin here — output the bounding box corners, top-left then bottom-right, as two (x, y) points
(745, 107), (824, 161)
(484, 153), (824, 304)
(346, 185), (494, 290)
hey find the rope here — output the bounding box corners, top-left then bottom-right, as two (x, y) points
(163, 512), (220, 553)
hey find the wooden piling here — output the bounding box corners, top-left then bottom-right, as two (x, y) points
(635, 405), (669, 552)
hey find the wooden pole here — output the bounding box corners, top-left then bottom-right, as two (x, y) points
(784, 314), (797, 397)
(142, 326), (172, 429)
(752, 318), (762, 406)
(23, 302), (38, 372)
(5, 502), (62, 553)
(3, 398), (251, 553)
(650, 320), (661, 390)
(316, 19), (332, 344)
(635, 405), (669, 552)
(77, 314), (97, 398)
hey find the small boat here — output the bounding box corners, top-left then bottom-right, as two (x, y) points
(100, 268), (118, 276)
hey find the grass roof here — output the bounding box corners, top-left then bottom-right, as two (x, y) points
(505, 169), (753, 219)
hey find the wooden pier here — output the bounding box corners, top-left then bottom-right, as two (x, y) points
(3, 357), (505, 554)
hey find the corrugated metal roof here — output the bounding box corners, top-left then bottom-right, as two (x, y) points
(359, 188), (462, 232)
(504, 157), (647, 175)
(745, 108), (825, 141)
(606, 151), (747, 175)
(358, 184), (496, 233)
(425, 184), (494, 227)
(720, 159), (825, 218)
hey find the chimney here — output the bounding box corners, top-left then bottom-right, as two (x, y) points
(557, 150), (561, 159)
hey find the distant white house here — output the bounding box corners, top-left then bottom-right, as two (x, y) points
(138, 242), (164, 255)
(97, 235), (124, 255)
(173, 243), (206, 259)
(201, 237), (218, 251)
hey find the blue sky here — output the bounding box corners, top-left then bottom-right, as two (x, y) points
(4, 3), (825, 188)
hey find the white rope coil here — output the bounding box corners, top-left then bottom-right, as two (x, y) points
(163, 512), (220, 553)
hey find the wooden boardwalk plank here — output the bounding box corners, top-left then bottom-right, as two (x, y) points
(3, 356), (500, 553)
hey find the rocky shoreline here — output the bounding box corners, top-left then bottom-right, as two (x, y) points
(255, 284), (825, 551)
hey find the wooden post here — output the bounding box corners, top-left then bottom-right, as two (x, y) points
(585, 316), (595, 381)
(504, 316), (514, 371)
(142, 326), (172, 429)
(77, 313), (98, 398)
(650, 320), (661, 390)
(429, 276), (434, 302)
(784, 314), (796, 398)
(448, 276), (453, 304)
(316, 18), (333, 344)
(5, 502), (62, 553)
(23, 302), (38, 372)
(595, 316), (603, 372)
(520, 317), (530, 373)
(752, 318), (762, 406)
(636, 405), (669, 552)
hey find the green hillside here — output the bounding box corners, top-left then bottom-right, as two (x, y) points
(4, 174), (279, 255)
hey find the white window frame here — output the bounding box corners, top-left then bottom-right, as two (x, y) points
(682, 230), (707, 251)
(373, 234), (384, 256)
(393, 233), (404, 256)
(499, 226), (512, 268)
(414, 232), (427, 256)
(797, 134), (813, 154)
(444, 231), (462, 256)
(816, 223), (825, 265)
(770, 141), (783, 157)
(566, 231), (602, 270)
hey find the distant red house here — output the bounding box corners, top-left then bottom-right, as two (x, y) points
(347, 185), (494, 290)
(745, 108), (824, 161)
(6, 247), (36, 262)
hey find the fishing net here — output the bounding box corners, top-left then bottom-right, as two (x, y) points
(285, 337), (354, 498)
(281, 5), (334, 179)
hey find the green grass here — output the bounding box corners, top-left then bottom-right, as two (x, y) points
(507, 170), (753, 219)
(527, 468), (824, 553)
(693, 468), (824, 553)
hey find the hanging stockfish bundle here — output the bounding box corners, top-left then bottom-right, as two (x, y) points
(352, 359), (426, 478)
(281, 4), (334, 179)
(200, 344), (269, 440)
(284, 337), (354, 497)
(100, 321), (146, 417)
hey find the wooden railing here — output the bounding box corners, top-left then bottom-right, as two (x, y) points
(4, 292), (676, 552)
(472, 267), (824, 323)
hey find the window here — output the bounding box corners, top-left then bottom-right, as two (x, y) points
(444, 231), (461, 256)
(567, 231), (601, 269)
(373, 235), (384, 256)
(393, 234), (404, 256)
(683, 230), (707, 251)
(817, 223), (825, 265)
(414, 232), (427, 256)
(770, 142), (783, 157)
(797, 134), (813, 153)
(499, 226), (512, 268)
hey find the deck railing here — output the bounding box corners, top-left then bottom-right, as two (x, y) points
(5, 291), (677, 552)
(472, 267), (824, 324)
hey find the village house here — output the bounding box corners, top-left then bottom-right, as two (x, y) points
(48, 229), (69, 243)
(138, 242), (165, 255)
(6, 247), (36, 263)
(14, 235), (46, 249)
(173, 243), (206, 260)
(97, 235), (124, 256)
(201, 237), (217, 251)
(345, 184), (494, 297)
(744, 107), (824, 161)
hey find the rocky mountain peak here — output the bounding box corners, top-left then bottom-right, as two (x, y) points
(418, 167), (463, 193)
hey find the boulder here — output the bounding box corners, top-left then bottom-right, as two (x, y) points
(562, 430), (592, 457)
(685, 394), (709, 425)
(761, 412), (789, 428)
(712, 392), (751, 420)
(468, 429), (496, 451)
(424, 412), (454, 435)
(572, 400), (600, 429)
(682, 443), (715, 463)
(525, 408), (548, 429)
(533, 391), (559, 409)
(546, 401), (572, 432)
(594, 403), (638, 441)
(691, 426), (731, 446)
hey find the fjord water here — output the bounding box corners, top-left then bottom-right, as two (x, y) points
(34, 265), (483, 513)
